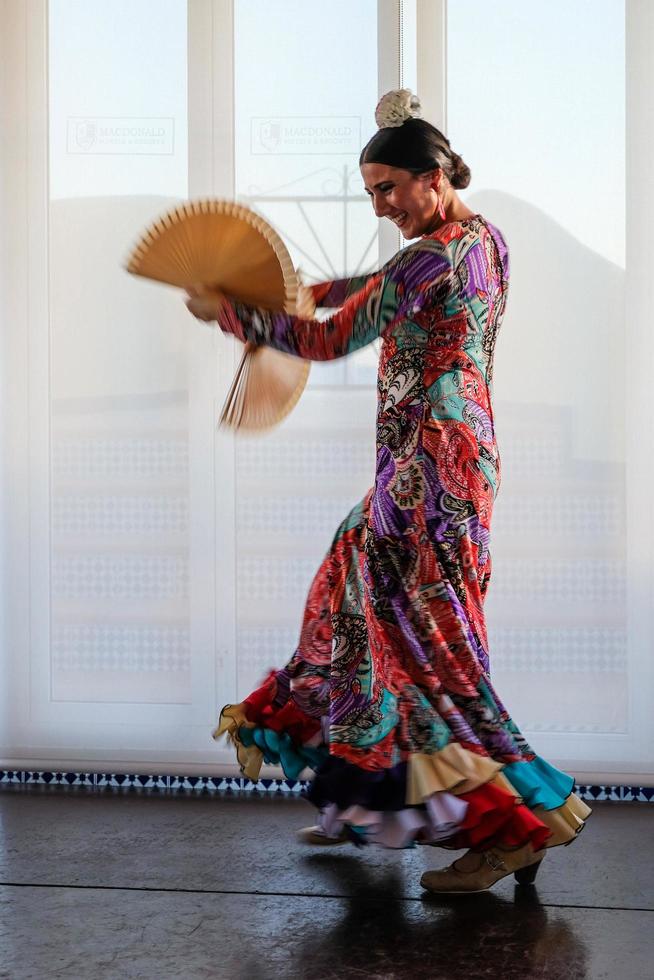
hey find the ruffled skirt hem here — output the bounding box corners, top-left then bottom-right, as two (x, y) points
(213, 703), (591, 852)
(316, 787), (589, 852)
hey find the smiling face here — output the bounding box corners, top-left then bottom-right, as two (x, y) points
(360, 162), (442, 239)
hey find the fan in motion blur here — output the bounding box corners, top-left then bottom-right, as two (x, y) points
(125, 199), (311, 430)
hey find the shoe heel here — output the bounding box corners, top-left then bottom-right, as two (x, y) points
(514, 859), (543, 885)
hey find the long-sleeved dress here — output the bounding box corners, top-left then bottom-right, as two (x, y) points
(214, 215), (591, 851)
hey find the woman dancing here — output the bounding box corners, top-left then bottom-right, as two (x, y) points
(186, 89), (590, 894)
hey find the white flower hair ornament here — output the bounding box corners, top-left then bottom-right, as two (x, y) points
(375, 89), (422, 129)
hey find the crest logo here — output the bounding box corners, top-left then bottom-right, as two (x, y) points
(258, 121), (282, 152)
(72, 120), (96, 152)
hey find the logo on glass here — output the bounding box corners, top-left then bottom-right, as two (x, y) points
(251, 117), (361, 155)
(67, 118), (175, 155)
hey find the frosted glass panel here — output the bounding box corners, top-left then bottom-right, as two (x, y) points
(48, 0), (193, 705)
(49, 0), (188, 200)
(447, 1), (626, 739)
(448, 0), (624, 268)
(234, 0), (380, 388)
(233, 2), (381, 698)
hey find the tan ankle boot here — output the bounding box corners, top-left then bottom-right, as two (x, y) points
(420, 841), (546, 894)
(296, 825), (350, 846)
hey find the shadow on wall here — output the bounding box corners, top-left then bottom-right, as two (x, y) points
(49, 191), (625, 467)
(467, 190), (624, 465)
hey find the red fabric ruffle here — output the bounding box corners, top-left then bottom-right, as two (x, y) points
(450, 781), (551, 852)
(244, 670), (321, 744)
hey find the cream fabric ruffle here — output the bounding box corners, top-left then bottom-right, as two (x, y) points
(212, 705), (263, 781)
(406, 744), (503, 804)
(535, 793), (592, 846)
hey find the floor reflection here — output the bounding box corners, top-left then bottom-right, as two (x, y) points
(295, 853), (589, 979)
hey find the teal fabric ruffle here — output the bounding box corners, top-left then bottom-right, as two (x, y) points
(503, 756), (575, 810)
(239, 725), (328, 781)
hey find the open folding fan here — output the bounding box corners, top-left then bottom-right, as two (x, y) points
(125, 199), (311, 430)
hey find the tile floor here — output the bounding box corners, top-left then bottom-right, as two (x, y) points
(0, 786), (651, 979)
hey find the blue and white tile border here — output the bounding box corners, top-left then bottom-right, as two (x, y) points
(0, 770), (652, 802)
(0, 771), (306, 794)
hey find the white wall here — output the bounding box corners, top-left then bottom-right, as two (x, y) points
(0, 0), (7, 753)
(0, 0), (652, 782)
(0, 0), (31, 762)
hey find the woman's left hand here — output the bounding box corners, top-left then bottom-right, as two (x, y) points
(184, 284), (227, 323)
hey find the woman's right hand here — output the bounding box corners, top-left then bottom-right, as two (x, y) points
(184, 284), (227, 323)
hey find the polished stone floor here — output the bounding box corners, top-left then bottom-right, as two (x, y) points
(0, 787), (651, 979)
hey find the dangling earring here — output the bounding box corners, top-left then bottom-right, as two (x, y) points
(438, 194), (446, 222)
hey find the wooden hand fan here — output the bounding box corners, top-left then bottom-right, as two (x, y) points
(125, 199), (311, 431)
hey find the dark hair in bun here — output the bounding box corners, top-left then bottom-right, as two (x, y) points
(360, 118), (471, 190)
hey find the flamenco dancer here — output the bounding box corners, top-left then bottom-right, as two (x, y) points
(186, 89), (590, 894)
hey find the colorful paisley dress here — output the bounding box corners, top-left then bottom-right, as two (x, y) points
(214, 215), (591, 851)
